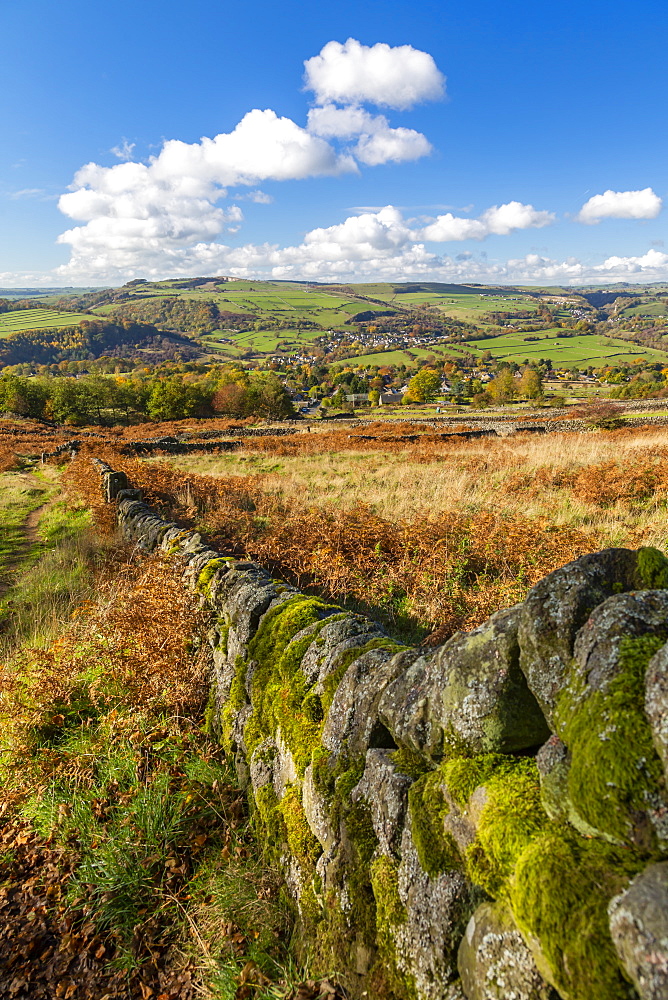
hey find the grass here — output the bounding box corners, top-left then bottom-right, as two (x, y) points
(330, 344), (463, 367)
(364, 288), (542, 325)
(90, 282), (389, 336)
(0, 549), (306, 999)
(0, 466), (60, 587)
(0, 308), (96, 335)
(125, 424), (668, 643)
(155, 429), (668, 543)
(0, 464), (110, 650)
(466, 329), (668, 364)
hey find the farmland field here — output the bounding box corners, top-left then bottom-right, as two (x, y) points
(91, 280), (390, 332)
(0, 308), (96, 336)
(331, 344), (465, 367)
(466, 329), (668, 365)
(619, 300), (667, 318)
(366, 287), (542, 323)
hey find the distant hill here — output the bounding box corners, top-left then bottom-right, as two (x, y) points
(8, 276), (668, 370)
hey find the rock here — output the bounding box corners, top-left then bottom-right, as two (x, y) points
(519, 548), (641, 724)
(321, 649), (409, 761)
(351, 749), (413, 857)
(609, 862), (668, 1000)
(572, 591), (668, 695)
(302, 762), (335, 852)
(555, 591), (668, 849)
(645, 643), (668, 783)
(299, 614), (390, 688)
(381, 817), (481, 1000)
(379, 607), (550, 760)
(458, 901), (558, 1000)
(535, 736), (570, 822)
(249, 738), (276, 794)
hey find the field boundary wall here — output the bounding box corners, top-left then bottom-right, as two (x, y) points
(91, 457), (668, 1000)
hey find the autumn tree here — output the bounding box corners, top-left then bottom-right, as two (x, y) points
(404, 368), (441, 403)
(518, 367), (544, 399)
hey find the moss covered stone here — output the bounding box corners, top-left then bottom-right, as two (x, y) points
(557, 634), (667, 849)
(278, 786), (322, 871)
(408, 771), (462, 879)
(461, 758), (546, 898)
(391, 746), (433, 782)
(510, 825), (643, 1000)
(196, 557), (229, 595)
(370, 856), (418, 1000)
(240, 596), (341, 773)
(636, 546), (668, 590)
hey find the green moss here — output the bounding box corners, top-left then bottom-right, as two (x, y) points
(510, 825), (643, 1000)
(463, 758), (546, 897)
(196, 557), (228, 595)
(202, 688), (217, 735)
(410, 755), (546, 892)
(557, 634), (666, 848)
(370, 856), (417, 1000)
(310, 745), (336, 798)
(251, 782), (286, 864)
(408, 771), (461, 878)
(278, 786), (322, 871)
(636, 546), (668, 590)
(220, 655), (247, 752)
(217, 622), (230, 656)
(391, 746), (432, 781)
(238, 600), (402, 779)
(346, 799), (378, 867)
(441, 753), (520, 809)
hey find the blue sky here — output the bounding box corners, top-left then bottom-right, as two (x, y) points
(1, 0), (667, 287)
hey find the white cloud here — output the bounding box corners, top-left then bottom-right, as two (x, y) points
(307, 103), (381, 138)
(111, 138), (136, 161)
(593, 247), (668, 274)
(233, 189), (273, 204)
(49, 205), (565, 286)
(577, 187), (662, 224)
(303, 38), (445, 109)
(354, 127), (431, 166)
(7, 229), (668, 289)
(422, 201), (555, 241)
(303, 206), (416, 256)
(9, 188), (46, 199)
(307, 103), (432, 165)
(56, 109), (359, 276)
(53, 35), (444, 282)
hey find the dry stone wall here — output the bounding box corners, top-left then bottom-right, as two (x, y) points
(93, 458), (668, 1000)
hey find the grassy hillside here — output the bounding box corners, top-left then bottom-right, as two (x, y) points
(35, 277), (668, 371)
(466, 329), (668, 365)
(0, 308), (97, 336)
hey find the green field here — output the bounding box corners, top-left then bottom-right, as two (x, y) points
(0, 308), (96, 336)
(350, 284), (544, 326)
(619, 300), (667, 318)
(465, 330), (668, 366)
(332, 344), (464, 368)
(367, 288), (541, 323)
(93, 280), (390, 332)
(205, 326), (328, 357)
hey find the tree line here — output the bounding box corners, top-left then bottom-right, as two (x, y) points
(0, 367), (294, 425)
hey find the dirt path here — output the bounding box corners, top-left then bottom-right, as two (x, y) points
(0, 470), (55, 598)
